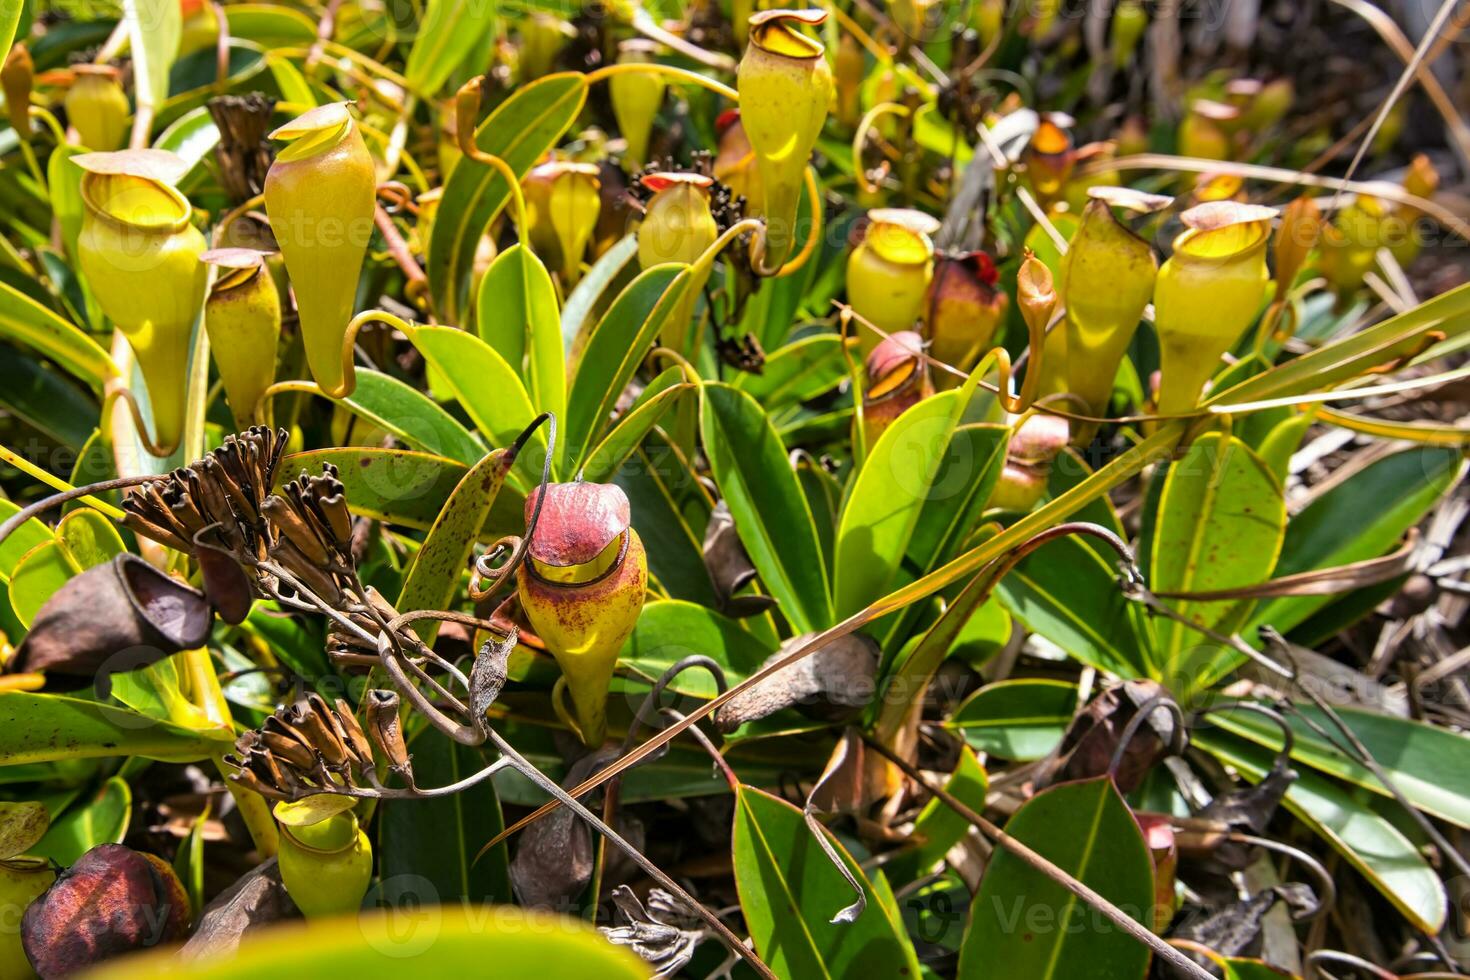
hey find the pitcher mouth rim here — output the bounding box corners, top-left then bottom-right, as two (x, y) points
(748, 9), (828, 62)
(1172, 220), (1272, 264)
(80, 170), (194, 235)
(524, 530), (632, 590)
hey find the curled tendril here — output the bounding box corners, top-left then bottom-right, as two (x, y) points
(1105, 694), (1187, 779)
(469, 412), (556, 601)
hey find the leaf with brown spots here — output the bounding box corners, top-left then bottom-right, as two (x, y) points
(1148, 432), (1286, 697)
(396, 447), (518, 642)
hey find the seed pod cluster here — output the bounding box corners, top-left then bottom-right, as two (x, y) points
(121, 426), (357, 613)
(259, 463), (355, 605)
(121, 425), (287, 560)
(122, 426), (289, 624)
(226, 693), (385, 801)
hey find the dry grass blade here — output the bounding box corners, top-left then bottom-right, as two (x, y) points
(1326, 0), (1470, 174)
(1328, 0), (1464, 210)
(1085, 154), (1470, 242)
(1152, 532), (1419, 600)
(1317, 405), (1470, 445)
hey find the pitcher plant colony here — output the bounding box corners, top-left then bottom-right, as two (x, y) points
(0, 0), (1464, 977)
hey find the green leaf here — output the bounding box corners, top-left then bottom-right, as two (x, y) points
(874, 552), (1008, 744)
(0, 277), (114, 387)
(407, 326), (539, 454)
(0, 0), (22, 61)
(280, 448), (470, 531)
(905, 424), (1009, 571)
(0, 499), (54, 578)
(173, 800), (209, 917)
(835, 388), (973, 619)
(1210, 280), (1470, 408)
(85, 905), (649, 978)
(953, 597), (1013, 668)
(580, 367), (694, 485)
(124, 0), (181, 110)
(1255, 412), (1311, 486)
(48, 146), (88, 270)
(378, 733), (512, 906)
(612, 435), (721, 610)
(947, 678), (1078, 761)
(265, 52), (315, 106)
(56, 508), (125, 571)
(996, 534), (1154, 678)
(108, 655), (213, 729)
(0, 344), (99, 448)
(796, 455), (840, 569)
(404, 0), (498, 96)
(66, 429), (119, 514)
(777, 404), (854, 446)
(732, 334), (849, 408)
(958, 776), (1155, 980)
(1149, 433), (1285, 694)
(476, 244), (565, 424)
(0, 801), (49, 860)
(873, 423), (1009, 650)
(1249, 446), (1465, 633)
(733, 784), (921, 980)
(563, 264), (688, 474)
(620, 600), (771, 698)
(221, 5), (318, 46)
(396, 449), (514, 642)
(887, 747), (988, 883)
(153, 106), (220, 177)
(427, 73), (589, 321)
(701, 384), (833, 633)
(914, 103), (975, 162)
(0, 693), (229, 765)
(9, 539), (79, 628)
(561, 233), (638, 352)
(38, 249), (97, 336)
(333, 369), (485, 467)
(1049, 447), (1129, 542)
(1197, 731), (1446, 933)
(34, 776), (131, 865)
(1211, 703), (1470, 830)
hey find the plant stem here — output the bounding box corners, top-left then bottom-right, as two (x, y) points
(585, 61), (738, 101)
(863, 737), (1215, 980)
(19, 140), (46, 195)
(216, 753), (280, 857)
(484, 728), (775, 980)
